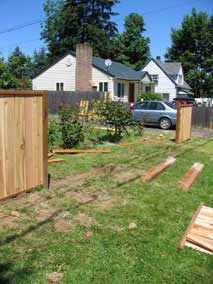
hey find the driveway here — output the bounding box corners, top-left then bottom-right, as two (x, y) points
(144, 126), (213, 138)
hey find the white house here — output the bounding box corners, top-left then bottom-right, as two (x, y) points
(33, 43), (154, 103)
(142, 57), (192, 102)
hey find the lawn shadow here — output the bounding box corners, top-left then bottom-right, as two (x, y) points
(0, 261), (32, 284)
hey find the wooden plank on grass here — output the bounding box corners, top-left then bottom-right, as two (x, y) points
(179, 162), (204, 190)
(179, 203), (204, 249)
(48, 152), (54, 158)
(53, 149), (111, 154)
(48, 158), (64, 164)
(142, 157), (176, 183)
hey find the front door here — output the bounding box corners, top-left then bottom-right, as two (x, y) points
(129, 83), (135, 103)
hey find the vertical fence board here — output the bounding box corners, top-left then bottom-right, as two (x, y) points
(0, 90), (48, 201)
(176, 105), (193, 143)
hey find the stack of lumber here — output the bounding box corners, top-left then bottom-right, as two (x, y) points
(179, 203), (213, 255)
(48, 152), (64, 164)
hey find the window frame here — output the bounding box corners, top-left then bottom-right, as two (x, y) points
(150, 74), (158, 85)
(56, 82), (64, 91)
(99, 82), (109, 92)
(117, 82), (125, 98)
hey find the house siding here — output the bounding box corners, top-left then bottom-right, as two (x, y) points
(142, 60), (177, 101)
(33, 54), (76, 91)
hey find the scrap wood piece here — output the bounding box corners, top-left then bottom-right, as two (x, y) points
(179, 203), (213, 255)
(179, 162), (204, 190)
(48, 158), (64, 164)
(48, 152), (54, 158)
(53, 149), (111, 154)
(142, 157), (176, 183)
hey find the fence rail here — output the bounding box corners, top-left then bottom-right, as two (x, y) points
(192, 106), (213, 129)
(0, 90), (48, 200)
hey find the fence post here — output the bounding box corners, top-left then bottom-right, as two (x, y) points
(42, 93), (49, 188)
(176, 104), (193, 143)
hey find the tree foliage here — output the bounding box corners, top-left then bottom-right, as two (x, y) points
(166, 9), (213, 97)
(41, 0), (120, 59)
(114, 13), (150, 70)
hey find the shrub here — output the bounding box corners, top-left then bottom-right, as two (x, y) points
(137, 92), (162, 102)
(95, 101), (143, 140)
(59, 107), (84, 148)
(48, 120), (61, 150)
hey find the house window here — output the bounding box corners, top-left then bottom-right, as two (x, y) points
(145, 85), (151, 92)
(56, 82), (64, 91)
(162, 93), (170, 102)
(150, 75), (158, 85)
(99, 82), (108, 92)
(117, 83), (125, 97)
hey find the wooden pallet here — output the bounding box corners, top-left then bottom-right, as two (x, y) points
(179, 203), (213, 255)
(143, 157), (176, 182)
(53, 149), (111, 154)
(179, 163), (204, 190)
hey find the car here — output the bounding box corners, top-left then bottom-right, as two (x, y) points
(130, 100), (177, 130)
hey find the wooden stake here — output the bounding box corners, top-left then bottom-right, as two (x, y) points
(143, 157), (176, 183)
(179, 163), (204, 190)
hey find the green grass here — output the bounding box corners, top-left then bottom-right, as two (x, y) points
(0, 131), (212, 284)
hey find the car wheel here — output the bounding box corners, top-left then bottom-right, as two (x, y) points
(159, 117), (172, 130)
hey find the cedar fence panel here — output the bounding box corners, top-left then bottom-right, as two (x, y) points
(176, 105), (193, 143)
(0, 90), (48, 201)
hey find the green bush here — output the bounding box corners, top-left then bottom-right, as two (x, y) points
(48, 120), (61, 150)
(59, 107), (84, 148)
(95, 101), (143, 140)
(137, 92), (162, 102)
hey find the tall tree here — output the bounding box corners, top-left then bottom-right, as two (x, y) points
(0, 47), (32, 89)
(114, 13), (150, 71)
(41, 0), (120, 59)
(30, 47), (50, 78)
(165, 9), (213, 97)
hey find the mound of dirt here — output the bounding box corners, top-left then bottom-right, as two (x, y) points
(73, 213), (97, 227)
(65, 191), (98, 204)
(54, 219), (75, 233)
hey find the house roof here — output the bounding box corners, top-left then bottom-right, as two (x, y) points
(142, 58), (191, 91)
(33, 51), (149, 81)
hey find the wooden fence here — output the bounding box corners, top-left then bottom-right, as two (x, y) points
(0, 90), (48, 200)
(176, 105), (193, 143)
(192, 106), (213, 129)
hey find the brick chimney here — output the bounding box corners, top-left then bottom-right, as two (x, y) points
(156, 56), (161, 61)
(75, 43), (93, 91)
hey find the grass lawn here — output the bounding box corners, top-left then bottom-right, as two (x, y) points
(0, 131), (212, 284)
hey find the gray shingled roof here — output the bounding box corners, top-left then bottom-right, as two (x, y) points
(157, 61), (182, 76)
(92, 56), (147, 80)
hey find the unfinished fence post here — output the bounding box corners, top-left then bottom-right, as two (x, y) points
(43, 93), (49, 188)
(176, 104), (193, 143)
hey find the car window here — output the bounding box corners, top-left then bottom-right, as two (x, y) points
(135, 102), (149, 110)
(149, 102), (165, 110)
(165, 102), (176, 110)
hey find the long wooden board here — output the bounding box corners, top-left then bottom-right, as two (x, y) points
(48, 158), (64, 164)
(179, 163), (204, 190)
(143, 157), (176, 183)
(53, 149), (111, 154)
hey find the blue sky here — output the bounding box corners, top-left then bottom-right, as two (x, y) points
(0, 0), (212, 60)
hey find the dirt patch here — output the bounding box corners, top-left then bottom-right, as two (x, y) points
(91, 165), (116, 175)
(54, 219), (75, 233)
(110, 225), (125, 232)
(47, 272), (64, 282)
(26, 192), (41, 204)
(51, 172), (91, 189)
(73, 213), (97, 227)
(65, 191), (98, 204)
(112, 167), (143, 183)
(36, 206), (57, 222)
(0, 215), (19, 228)
(91, 192), (127, 211)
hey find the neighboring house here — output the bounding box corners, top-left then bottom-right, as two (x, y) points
(33, 43), (154, 103)
(142, 56), (192, 102)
